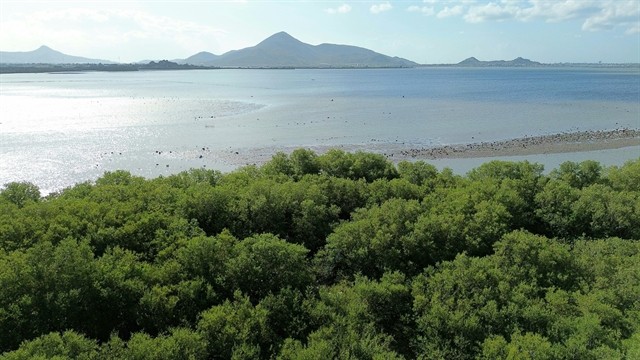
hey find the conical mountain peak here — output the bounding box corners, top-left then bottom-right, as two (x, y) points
(181, 32), (417, 68)
(257, 32), (302, 46)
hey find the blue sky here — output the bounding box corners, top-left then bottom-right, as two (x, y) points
(1, 0), (638, 64)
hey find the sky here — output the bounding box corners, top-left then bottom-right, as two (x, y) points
(0, 0), (639, 64)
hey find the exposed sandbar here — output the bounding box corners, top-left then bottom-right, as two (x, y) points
(389, 129), (639, 160)
(213, 128), (639, 168)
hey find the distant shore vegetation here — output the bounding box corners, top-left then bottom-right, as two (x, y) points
(1, 150), (639, 359)
(2, 60), (639, 74)
(0, 61), (212, 74)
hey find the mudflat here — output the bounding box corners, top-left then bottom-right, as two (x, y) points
(388, 129), (640, 160)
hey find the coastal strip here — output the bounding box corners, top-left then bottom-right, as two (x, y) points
(391, 128), (640, 160)
(202, 128), (639, 168)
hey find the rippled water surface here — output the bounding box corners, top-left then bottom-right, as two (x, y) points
(1, 68), (639, 193)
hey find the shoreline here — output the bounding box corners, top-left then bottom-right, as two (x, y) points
(231, 129), (639, 168)
(385, 128), (640, 161)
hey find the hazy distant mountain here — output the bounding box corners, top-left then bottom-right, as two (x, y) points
(178, 51), (219, 66)
(182, 32), (417, 68)
(0, 45), (115, 64)
(1, 33), (416, 68)
(457, 56), (542, 67)
(457, 56), (482, 66)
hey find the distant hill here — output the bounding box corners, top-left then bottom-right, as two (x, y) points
(457, 56), (542, 67)
(178, 51), (219, 66)
(182, 32), (417, 68)
(0, 45), (115, 64)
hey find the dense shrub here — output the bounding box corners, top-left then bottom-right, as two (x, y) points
(1, 154), (639, 359)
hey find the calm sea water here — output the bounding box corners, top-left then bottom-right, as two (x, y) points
(1, 67), (639, 194)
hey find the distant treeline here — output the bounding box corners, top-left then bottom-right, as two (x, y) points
(1, 150), (639, 359)
(0, 60), (214, 74)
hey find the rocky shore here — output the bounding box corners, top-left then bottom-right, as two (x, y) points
(388, 128), (640, 161)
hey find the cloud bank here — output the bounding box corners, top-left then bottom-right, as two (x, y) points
(407, 0), (639, 34)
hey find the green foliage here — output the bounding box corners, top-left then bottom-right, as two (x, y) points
(412, 230), (638, 359)
(572, 184), (640, 239)
(0, 238), (99, 350)
(551, 160), (603, 189)
(0, 181), (41, 208)
(534, 179), (580, 237)
(397, 160), (438, 187)
(258, 288), (311, 344)
(124, 328), (208, 360)
(261, 149), (321, 180)
(365, 178), (425, 206)
(281, 273), (410, 359)
(315, 199), (425, 281)
(1, 152), (639, 359)
(196, 292), (270, 359)
(277, 325), (403, 360)
(479, 331), (554, 360)
(1, 331), (98, 360)
(413, 182), (513, 262)
(467, 160), (545, 229)
(290, 148), (321, 178)
(606, 158), (640, 192)
(180, 184), (231, 236)
(92, 246), (147, 339)
(318, 149), (398, 182)
(226, 233), (311, 302)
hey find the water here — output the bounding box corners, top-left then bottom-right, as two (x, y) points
(1, 67), (639, 194)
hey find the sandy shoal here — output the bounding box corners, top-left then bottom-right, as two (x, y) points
(386, 129), (640, 161)
(222, 128), (639, 167)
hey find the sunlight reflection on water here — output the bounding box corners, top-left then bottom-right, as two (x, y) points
(1, 68), (639, 194)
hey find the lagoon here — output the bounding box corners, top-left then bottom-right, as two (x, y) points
(1, 67), (639, 194)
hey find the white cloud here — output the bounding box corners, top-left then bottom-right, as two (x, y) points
(370, 2), (393, 14)
(518, 0), (601, 22)
(326, 4), (352, 15)
(430, 0), (640, 35)
(437, 5), (464, 18)
(626, 26), (640, 35)
(408, 5), (435, 16)
(464, 2), (521, 23)
(581, 0), (640, 32)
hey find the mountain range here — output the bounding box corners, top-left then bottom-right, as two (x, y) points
(0, 32), (416, 68)
(178, 32), (417, 68)
(1, 33), (558, 69)
(456, 56), (542, 67)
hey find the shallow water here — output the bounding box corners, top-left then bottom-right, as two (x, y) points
(1, 68), (639, 194)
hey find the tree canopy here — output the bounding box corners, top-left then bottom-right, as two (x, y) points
(1, 152), (639, 359)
